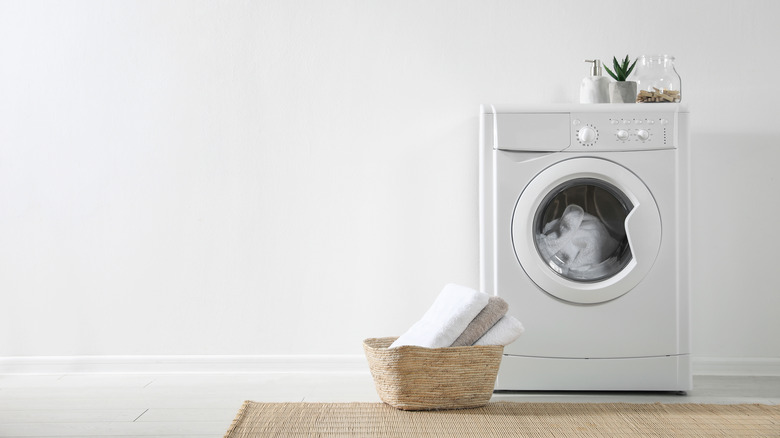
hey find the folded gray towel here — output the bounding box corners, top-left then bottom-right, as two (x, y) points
(449, 296), (508, 347)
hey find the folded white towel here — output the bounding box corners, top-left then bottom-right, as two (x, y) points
(389, 284), (490, 349)
(473, 315), (525, 346)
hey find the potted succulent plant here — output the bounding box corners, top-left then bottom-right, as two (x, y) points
(604, 55), (638, 103)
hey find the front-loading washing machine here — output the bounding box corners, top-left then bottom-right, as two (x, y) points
(479, 104), (691, 391)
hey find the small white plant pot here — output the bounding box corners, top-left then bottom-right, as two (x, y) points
(609, 81), (637, 103)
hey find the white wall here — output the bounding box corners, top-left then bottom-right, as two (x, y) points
(1, 1), (778, 364)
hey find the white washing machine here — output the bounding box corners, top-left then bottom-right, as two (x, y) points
(479, 104), (691, 391)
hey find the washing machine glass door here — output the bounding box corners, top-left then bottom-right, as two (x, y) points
(512, 157), (662, 304)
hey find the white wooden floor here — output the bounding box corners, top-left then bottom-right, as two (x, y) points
(0, 373), (778, 438)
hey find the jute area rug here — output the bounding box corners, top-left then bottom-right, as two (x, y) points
(224, 401), (780, 437)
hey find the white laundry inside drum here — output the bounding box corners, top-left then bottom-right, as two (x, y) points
(534, 179), (633, 282)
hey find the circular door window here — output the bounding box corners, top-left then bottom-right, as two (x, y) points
(534, 178), (633, 282)
(512, 158), (662, 304)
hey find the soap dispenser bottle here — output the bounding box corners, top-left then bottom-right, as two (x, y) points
(580, 59), (610, 103)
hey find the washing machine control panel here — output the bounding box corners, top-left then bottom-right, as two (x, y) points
(570, 111), (676, 151)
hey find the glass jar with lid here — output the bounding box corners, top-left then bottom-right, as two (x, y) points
(633, 55), (681, 103)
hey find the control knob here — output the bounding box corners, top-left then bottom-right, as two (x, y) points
(637, 129), (650, 141)
(616, 129), (629, 141)
(578, 126), (597, 144)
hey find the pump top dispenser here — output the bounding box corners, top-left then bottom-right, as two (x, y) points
(580, 59), (610, 104)
(586, 59), (603, 76)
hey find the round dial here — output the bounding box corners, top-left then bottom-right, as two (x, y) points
(637, 129), (650, 141)
(616, 129), (629, 141)
(578, 126), (597, 144)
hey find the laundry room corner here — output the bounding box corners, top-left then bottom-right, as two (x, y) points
(0, 0), (779, 379)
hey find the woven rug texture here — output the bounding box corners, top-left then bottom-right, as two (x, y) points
(223, 401), (780, 437)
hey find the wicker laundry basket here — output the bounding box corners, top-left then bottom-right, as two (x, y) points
(362, 337), (504, 411)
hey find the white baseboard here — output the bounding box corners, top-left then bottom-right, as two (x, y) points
(2, 355), (778, 376)
(0, 354), (369, 375)
(692, 357), (780, 376)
